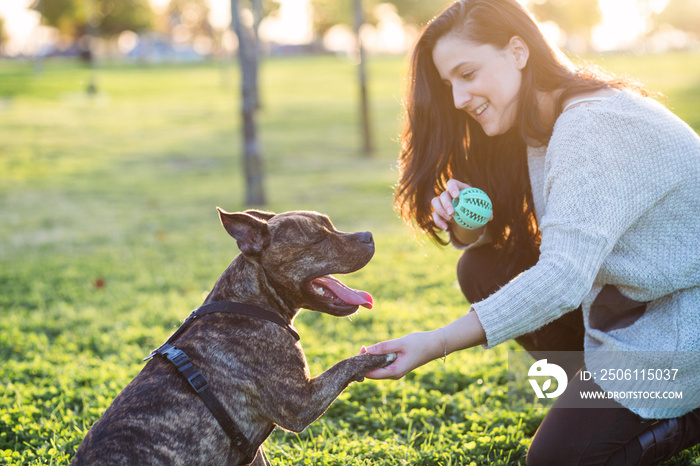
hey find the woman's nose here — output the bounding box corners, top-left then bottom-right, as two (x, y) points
(452, 84), (472, 110)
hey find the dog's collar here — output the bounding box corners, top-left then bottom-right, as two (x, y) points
(145, 301), (299, 361)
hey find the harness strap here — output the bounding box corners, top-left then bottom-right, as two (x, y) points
(143, 301), (297, 465)
(146, 302), (298, 359)
(195, 301), (299, 341)
(155, 343), (258, 464)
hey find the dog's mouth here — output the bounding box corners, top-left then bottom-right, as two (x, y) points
(306, 275), (373, 316)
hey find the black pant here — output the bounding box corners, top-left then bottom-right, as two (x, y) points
(456, 245), (700, 465)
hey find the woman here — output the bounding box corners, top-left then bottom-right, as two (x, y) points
(361, 0), (700, 464)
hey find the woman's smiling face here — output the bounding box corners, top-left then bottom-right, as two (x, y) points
(432, 34), (529, 137)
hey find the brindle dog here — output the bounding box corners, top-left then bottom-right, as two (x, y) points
(71, 209), (396, 466)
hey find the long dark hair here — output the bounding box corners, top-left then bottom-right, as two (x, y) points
(395, 0), (650, 270)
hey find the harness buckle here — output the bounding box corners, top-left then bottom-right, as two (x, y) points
(155, 344), (188, 367)
(168, 349), (190, 368)
(187, 371), (209, 393)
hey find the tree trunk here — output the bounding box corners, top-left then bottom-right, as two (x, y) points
(83, 0), (98, 94)
(230, 0), (266, 206)
(251, 0), (262, 110)
(353, 0), (373, 156)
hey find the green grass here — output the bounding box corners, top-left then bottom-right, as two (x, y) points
(1, 51), (699, 465)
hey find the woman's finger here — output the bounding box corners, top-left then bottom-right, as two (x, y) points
(431, 195), (449, 218)
(439, 190), (455, 216)
(445, 179), (471, 197)
(364, 362), (404, 380)
(432, 211), (449, 231)
(364, 339), (404, 356)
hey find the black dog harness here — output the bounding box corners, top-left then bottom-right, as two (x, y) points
(144, 301), (299, 464)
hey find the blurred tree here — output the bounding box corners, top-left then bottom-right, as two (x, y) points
(31, 0), (153, 40)
(227, 0), (279, 206)
(253, 0), (282, 25)
(311, 0), (349, 37)
(310, 0), (376, 155)
(165, 0), (213, 45)
(354, 0), (373, 155)
(97, 0), (153, 37)
(231, 0), (266, 206)
(528, 0), (601, 49)
(655, 0), (700, 38)
(389, 0), (444, 26)
(310, 0), (379, 37)
(310, 0), (442, 34)
(0, 17), (8, 56)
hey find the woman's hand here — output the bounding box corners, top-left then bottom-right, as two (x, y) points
(431, 179), (472, 231)
(359, 330), (444, 380)
(360, 313), (487, 380)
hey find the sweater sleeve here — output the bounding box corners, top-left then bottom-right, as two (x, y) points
(471, 98), (680, 347)
(448, 224), (493, 250)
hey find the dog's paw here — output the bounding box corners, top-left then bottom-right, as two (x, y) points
(364, 352), (397, 370)
(383, 352), (397, 366)
(350, 352), (396, 382)
(348, 352), (399, 382)
(369, 352), (396, 368)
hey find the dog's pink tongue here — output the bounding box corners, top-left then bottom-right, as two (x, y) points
(313, 275), (373, 309)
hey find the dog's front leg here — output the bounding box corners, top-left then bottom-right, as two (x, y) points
(271, 352), (395, 433)
(249, 445), (271, 466)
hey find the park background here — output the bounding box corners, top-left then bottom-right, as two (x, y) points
(1, 0), (699, 464)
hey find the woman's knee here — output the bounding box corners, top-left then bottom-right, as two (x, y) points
(526, 433), (559, 466)
(457, 248), (486, 303)
(526, 412), (584, 466)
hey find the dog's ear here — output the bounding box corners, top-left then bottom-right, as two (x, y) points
(244, 209), (276, 221)
(217, 207), (270, 256)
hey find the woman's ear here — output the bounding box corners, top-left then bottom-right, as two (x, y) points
(509, 36), (529, 70)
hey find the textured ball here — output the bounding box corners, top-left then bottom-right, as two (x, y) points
(452, 188), (492, 230)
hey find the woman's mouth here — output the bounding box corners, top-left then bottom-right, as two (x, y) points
(475, 101), (489, 116)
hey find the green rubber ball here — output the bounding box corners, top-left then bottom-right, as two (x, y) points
(451, 188), (492, 230)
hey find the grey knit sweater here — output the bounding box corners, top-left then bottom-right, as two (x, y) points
(470, 90), (700, 418)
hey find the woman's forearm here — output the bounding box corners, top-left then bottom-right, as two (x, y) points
(442, 309), (487, 356)
(363, 308), (487, 379)
(418, 310), (487, 362)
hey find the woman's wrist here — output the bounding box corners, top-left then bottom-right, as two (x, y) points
(449, 221), (486, 247)
(440, 310), (487, 357)
(428, 328), (447, 363)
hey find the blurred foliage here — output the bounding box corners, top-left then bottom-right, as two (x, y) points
(0, 52), (699, 465)
(311, 0), (369, 36)
(655, 0), (700, 37)
(528, 0), (602, 41)
(0, 17), (7, 53)
(30, 0), (154, 39)
(165, 0), (213, 39)
(309, 0), (445, 36)
(22, 0), (700, 56)
(390, 0), (446, 26)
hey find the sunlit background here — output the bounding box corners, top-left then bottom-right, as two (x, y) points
(0, 1), (698, 465)
(0, 0), (698, 60)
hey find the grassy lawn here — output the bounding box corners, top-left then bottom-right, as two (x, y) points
(1, 51), (699, 465)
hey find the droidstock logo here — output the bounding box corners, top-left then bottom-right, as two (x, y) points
(528, 359), (568, 399)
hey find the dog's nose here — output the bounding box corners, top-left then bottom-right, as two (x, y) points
(358, 231), (373, 244)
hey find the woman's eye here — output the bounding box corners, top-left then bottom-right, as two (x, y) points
(461, 71), (475, 81)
